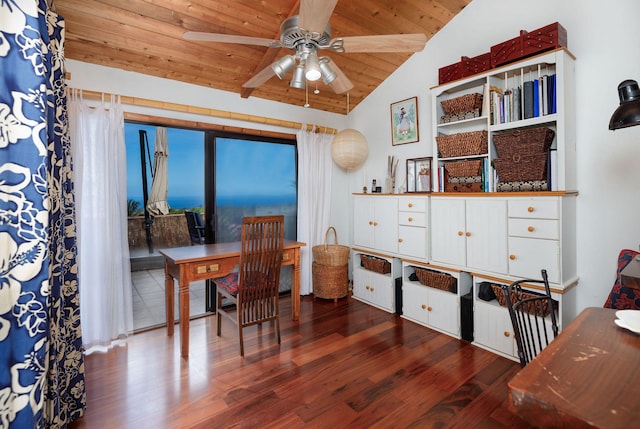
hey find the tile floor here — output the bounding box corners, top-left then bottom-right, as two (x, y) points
(131, 268), (210, 332)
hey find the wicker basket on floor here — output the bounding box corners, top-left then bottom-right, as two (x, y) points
(313, 262), (348, 302)
(312, 227), (350, 267)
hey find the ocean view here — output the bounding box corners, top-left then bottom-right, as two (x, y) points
(129, 194), (296, 209)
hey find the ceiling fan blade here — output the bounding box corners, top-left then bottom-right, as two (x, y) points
(298, 0), (338, 34)
(184, 31), (281, 48)
(242, 64), (277, 88)
(336, 34), (427, 53)
(327, 60), (354, 94)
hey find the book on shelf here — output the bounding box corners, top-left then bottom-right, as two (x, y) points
(523, 80), (534, 119)
(533, 78), (540, 117)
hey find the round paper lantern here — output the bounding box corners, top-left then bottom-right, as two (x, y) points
(331, 129), (369, 170)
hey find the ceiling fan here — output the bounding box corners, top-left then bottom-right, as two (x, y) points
(183, 0), (427, 95)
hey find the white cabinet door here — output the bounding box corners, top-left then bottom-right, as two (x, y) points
(398, 225), (427, 259)
(474, 301), (515, 358)
(431, 198), (466, 265)
(353, 196), (397, 253)
(374, 197), (398, 254)
(508, 237), (561, 283)
(427, 288), (459, 335)
(353, 197), (375, 248)
(466, 198), (508, 274)
(369, 271), (394, 311)
(402, 281), (428, 324)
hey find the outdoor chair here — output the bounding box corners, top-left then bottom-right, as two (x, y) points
(501, 269), (559, 368)
(184, 211), (205, 245)
(213, 215), (284, 356)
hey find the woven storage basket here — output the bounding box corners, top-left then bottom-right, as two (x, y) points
(360, 255), (391, 274)
(436, 130), (488, 158)
(493, 153), (548, 182)
(312, 262), (348, 302)
(490, 284), (551, 317)
(312, 227), (350, 267)
(440, 93), (483, 116)
(493, 127), (555, 158)
(414, 267), (456, 292)
(444, 159), (483, 177)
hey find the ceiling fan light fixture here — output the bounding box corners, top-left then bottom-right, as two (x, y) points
(319, 58), (337, 84)
(304, 52), (321, 81)
(272, 55), (296, 79)
(290, 65), (306, 89)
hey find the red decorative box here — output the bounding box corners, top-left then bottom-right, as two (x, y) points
(491, 23), (567, 68)
(461, 52), (492, 77)
(439, 61), (463, 84)
(522, 22), (567, 57)
(491, 32), (525, 68)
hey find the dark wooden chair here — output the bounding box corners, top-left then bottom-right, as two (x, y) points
(184, 210), (205, 245)
(213, 215), (284, 356)
(502, 269), (559, 368)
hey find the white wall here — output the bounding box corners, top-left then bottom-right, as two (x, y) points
(342, 0), (640, 312)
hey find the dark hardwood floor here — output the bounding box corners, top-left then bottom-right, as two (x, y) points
(69, 294), (533, 429)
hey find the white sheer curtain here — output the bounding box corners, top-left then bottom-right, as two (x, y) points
(68, 91), (133, 353)
(296, 126), (333, 295)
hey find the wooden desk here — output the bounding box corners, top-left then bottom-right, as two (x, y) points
(508, 307), (640, 428)
(160, 240), (306, 358)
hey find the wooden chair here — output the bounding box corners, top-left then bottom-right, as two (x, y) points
(184, 211), (205, 245)
(501, 269), (559, 368)
(213, 215), (284, 356)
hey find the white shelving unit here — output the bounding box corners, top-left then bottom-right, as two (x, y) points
(431, 48), (576, 192)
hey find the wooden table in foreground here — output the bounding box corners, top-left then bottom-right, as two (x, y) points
(160, 240), (306, 358)
(508, 307), (640, 428)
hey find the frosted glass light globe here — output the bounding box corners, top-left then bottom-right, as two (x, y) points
(331, 129), (369, 170)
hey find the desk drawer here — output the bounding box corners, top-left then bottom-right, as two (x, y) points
(508, 218), (559, 240)
(508, 198), (559, 219)
(190, 262), (225, 280)
(282, 248), (295, 264)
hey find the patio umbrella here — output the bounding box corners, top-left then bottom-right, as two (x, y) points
(146, 127), (170, 216)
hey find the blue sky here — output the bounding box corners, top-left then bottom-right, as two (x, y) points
(125, 123), (296, 206)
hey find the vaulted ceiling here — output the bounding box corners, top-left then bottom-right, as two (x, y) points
(55, 0), (472, 114)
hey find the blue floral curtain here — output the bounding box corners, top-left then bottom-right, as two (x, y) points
(0, 1), (85, 427)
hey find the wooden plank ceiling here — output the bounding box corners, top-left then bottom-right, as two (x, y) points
(55, 0), (471, 115)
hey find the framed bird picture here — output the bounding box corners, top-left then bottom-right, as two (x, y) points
(390, 96), (419, 145)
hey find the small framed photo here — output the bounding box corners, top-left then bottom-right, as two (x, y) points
(406, 157), (432, 193)
(390, 96), (419, 145)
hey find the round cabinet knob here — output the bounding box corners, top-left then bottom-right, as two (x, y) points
(370, 287), (374, 292)
(504, 331), (511, 337)
(366, 285), (370, 290)
(509, 254), (516, 260)
(368, 221), (373, 225)
(458, 231), (464, 236)
(528, 206), (535, 213)
(398, 238), (404, 243)
(408, 217), (413, 222)
(373, 221), (378, 226)
(408, 203), (413, 208)
(465, 231), (471, 237)
(427, 306), (433, 312)
(528, 226), (535, 232)
(421, 304), (426, 309)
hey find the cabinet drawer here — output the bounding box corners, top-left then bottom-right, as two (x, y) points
(508, 199), (559, 219)
(398, 211), (426, 227)
(398, 197), (427, 212)
(508, 218), (559, 240)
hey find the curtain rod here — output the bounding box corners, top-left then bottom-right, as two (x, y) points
(67, 88), (337, 134)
